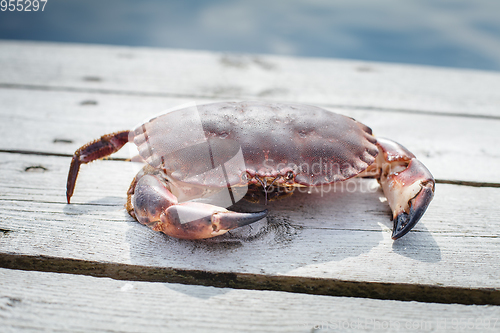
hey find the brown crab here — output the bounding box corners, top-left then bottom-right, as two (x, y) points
(66, 101), (435, 240)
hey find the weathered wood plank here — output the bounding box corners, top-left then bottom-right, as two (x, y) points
(1, 153), (499, 293)
(2, 40), (500, 118)
(1, 268), (498, 333)
(1, 89), (499, 184)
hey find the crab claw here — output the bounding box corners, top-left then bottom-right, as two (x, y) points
(131, 174), (267, 239)
(376, 138), (435, 240)
(158, 203), (268, 239)
(391, 179), (434, 239)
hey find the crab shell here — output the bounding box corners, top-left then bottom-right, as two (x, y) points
(131, 101), (379, 190)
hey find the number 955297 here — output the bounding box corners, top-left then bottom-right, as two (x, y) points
(1, 0), (48, 11)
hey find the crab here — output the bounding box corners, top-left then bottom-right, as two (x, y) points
(66, 101), (435, 240)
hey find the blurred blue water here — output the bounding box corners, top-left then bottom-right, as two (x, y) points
(1, 0), (500, 71)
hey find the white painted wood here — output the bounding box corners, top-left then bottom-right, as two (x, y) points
(1, 40), (500, 332)
(1, 89), (499, 183)
(1, 268), (498, 333)
(1, 40), (500, 118)
(1, 153), (499, 290)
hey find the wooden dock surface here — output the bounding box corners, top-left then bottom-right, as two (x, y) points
(1, 40), (500, 332)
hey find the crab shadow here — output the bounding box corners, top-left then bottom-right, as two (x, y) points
(392, 225), (441, 263)
(125, 179), (441, 278)
(159, 281), (231, 300)
(62, 196), (130, 222)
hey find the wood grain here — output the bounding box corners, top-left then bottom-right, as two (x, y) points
(1, 41), (500, 327)
(1, 40), (500, 118)
(1, 89), (499, 183)
(1, 268), (500, 333)
(1, 153), (499, 297)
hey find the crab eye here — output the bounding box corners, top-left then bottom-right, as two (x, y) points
(242, 172), (252, 182)
(285, 171), (294, 180)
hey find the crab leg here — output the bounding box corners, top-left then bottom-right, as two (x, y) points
(376, 138), (435, 239)
(66, 131), (130, 203)
(131, 174), (267, 239)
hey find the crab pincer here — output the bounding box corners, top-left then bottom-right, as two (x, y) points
(376, 138), (435, 239)
(130, 173), (267, 239)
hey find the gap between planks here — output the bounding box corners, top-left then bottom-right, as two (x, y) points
(1, 149), (499, 188)
(2, 82), (500, 121)
(2, 87), (499, 183)
(3, 40), (500, 118)
(3, 268), (499, 333)
(1, 253), (499, 306)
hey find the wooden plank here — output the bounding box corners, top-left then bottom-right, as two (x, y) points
(1, 268), (499, 333)
(1, 152), (499, 295)
(1, 88), (499, 184)
(2, 40), (500, 118)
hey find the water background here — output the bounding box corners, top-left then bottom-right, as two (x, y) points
(1, 0), (500, 71)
